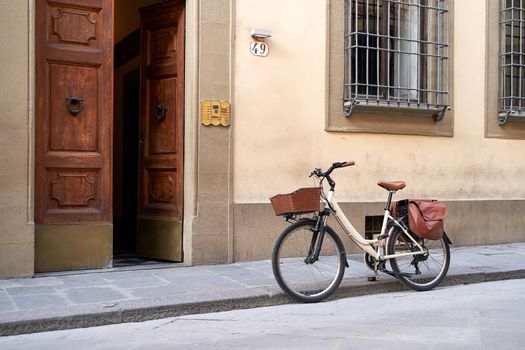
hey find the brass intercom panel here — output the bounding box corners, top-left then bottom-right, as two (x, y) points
(201, 100), (231, 127)
(201, 100), (212, 126)
(211, 100), (221, 126)
(220, 101), (230, 126)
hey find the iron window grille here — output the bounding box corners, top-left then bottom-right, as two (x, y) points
(498, 0), (525, 125)
(344, 0), (450, 121)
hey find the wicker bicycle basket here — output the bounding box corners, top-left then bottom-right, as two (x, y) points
(270, 187), (321, 216)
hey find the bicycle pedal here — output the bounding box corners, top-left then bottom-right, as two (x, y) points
(367, 276), (379, 282)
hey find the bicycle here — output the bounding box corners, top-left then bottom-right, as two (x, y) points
(270, 161), (451, 303)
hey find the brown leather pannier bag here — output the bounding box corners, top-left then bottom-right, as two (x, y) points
(408, 200), (448, 240)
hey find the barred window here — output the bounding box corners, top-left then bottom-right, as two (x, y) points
(344, 0), (450, 121)
(499, 0), (525, 125)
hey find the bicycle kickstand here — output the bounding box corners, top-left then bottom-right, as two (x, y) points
(367, 262), (380, 282)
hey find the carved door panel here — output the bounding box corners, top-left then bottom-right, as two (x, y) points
(35, 0), (113, 224)
(34, 0), (113, 271)
(137, 1), (185, 261)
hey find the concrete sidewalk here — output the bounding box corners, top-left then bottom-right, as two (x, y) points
(1, 243), (525, 336)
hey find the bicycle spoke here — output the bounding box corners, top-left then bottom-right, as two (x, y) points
(389, 228), (450, 290)
(273, 222), (344, 301)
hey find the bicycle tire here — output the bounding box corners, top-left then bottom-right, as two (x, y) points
(272, 219), (346, 303)
(388, 227), (450, 291)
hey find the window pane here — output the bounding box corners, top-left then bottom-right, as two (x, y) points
(499, 0), (525, 122)
(344, 0), (449, 113)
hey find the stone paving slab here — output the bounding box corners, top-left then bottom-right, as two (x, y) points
(0, 242), (524, 336)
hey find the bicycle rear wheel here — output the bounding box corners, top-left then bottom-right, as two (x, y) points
(272, 219), (346, 303)
(388, 228), (450, 291)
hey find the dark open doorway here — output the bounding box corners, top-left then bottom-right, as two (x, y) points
(113, 0), (156, 266)
(113, 67), (140, 264)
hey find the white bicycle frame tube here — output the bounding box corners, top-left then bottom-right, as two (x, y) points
(324, 190), (425, 261)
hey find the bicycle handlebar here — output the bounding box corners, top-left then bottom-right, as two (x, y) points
(335, 161), (355, 168)
(323, 160), (355, 174)
(311, 161), (356, 190)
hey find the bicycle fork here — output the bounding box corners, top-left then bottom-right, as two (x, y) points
(305, 209), (330, 264)
(304, 209), (349, 268)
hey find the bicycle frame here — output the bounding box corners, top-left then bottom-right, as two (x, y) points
(323, 190), (426, 262)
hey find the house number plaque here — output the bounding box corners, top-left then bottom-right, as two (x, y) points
(250, 41), (269, 57)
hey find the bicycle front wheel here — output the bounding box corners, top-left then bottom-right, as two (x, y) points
(388, 228), (450, 291)
(272, 219), (346, 303)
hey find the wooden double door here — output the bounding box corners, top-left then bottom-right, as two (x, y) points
(35, 0), (185, 269)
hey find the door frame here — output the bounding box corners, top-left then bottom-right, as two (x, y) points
(31, 0), (200, 270)
(181, 0), (199, 264)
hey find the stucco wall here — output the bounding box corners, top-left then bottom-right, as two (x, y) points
(1, 0), (524, 276)
(231, 0), (525, 261)
(233, 0), (525, 204)
(0, 0), (34, 277)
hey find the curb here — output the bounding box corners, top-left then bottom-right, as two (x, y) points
(1, 269), (524, 337)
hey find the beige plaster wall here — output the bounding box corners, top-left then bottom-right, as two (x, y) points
(0, 0), (34, 277)
(233, 0), (525, 205)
